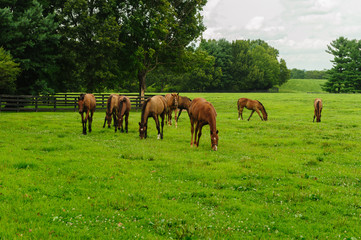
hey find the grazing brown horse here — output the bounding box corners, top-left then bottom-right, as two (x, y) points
(117, 95), (131, 133)
(78, 93), (96, 135)
(176, 95), (192, 126)
(139, 95), (167, 139)
(237, 98), (268, 121)
(313, 98), (323, 122)
(165, 93), (179, 127)
(188, 98), (219, 151)
(103, 94), (120, 132)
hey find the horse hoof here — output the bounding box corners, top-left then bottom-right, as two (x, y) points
(238, 118), (240, 120)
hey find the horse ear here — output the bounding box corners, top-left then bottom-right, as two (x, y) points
(139, 122), (141, 126)
(216, 130), (219, 134)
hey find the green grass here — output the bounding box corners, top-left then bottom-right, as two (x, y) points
(1, 92), (361, 239)
(279, 79), (327, 93)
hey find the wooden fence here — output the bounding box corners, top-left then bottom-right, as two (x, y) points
(0, 93), (154, 112)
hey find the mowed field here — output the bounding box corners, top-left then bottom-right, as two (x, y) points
(1, 92), (361, 239)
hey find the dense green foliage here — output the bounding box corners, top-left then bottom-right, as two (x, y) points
(290, 69), (328, 79)
(0, 0), (61, 94)
(324, 36), (361, 93)
(1, 93), (361, 239)
(0, 0), (207, 95)
(0, 47), (21, 94)
(0, 1), (290, 95)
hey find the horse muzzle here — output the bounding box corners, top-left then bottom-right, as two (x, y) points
(212, 145), (218, 151)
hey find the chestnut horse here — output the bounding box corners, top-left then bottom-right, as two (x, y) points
(237, 98), (268, 121)
(176, 95), (192, 125)
(313, 98), (323, 122)
(78, 93), (96, 135)
(117, 95), (131, 133)
(188, 98), (219, 151)
(103, 94), (120, 132)
(165, 93), (179, 127)
(139, 95), (167, 139)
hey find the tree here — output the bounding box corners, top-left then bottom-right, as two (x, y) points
(279, 59), (291, 85)
(119, 0), (206, 98)
(0, 47), (21, 94)
(324, 37), (361, 93)
(0, 0), (61, 94)
(58, 0), (124, 93)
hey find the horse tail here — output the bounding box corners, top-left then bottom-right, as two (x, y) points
(107, 95), (112, 114)
(316, 101), (321, 116)
(237, 99), (240, 110)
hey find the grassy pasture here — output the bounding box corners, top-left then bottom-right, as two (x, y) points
(279, 79), (327, 93)
(1, 92), (361, 239)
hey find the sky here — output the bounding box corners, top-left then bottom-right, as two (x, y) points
(201, 0), (361, 70)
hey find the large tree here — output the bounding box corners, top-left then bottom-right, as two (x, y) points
(324, 37), (361, 93)
(119, 0), (206, 98)
(0, 0), (61, 94)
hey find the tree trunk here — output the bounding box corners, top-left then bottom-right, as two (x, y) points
(138, 70), (146, 106)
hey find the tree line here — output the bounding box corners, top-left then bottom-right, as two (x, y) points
(0, 0), (290, 96)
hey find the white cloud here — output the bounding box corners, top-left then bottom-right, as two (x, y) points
(245, 16), (265, 31)
(201, 0), (361, 70)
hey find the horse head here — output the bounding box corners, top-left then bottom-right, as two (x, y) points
(210, 130), (219, 151)
(78, 94), (86, 113)
(139, 122), (147, 139)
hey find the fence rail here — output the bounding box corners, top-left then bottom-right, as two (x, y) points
(0, 93), (154, 112)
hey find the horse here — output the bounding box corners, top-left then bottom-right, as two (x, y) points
(313, 98), (323, 122)
(165, 93), (179, 127)
(175, 95), (192, 126)
(139, 95), (167, 139)
(117, 95), (131, 133)
(237, 98), (268, 121)
(78, 93), (96, 135)
(188, 98), (219, 151)
(103, 94), (120, 132)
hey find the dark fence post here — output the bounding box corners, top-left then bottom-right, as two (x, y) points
(35, 96), (38, 112)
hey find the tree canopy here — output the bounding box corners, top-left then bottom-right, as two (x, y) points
(0, 1), (290, 95)
(324, 37), (361, 93)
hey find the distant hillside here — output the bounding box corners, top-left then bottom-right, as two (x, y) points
(279, 79), (327, 93)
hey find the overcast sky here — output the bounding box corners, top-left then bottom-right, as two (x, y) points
(201, 0), (361, 70)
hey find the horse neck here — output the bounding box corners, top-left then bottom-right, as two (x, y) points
(141, 101), (149, 124)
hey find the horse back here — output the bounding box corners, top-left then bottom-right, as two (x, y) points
(148, 95), (167, 115)
(84, 94), (96, 110)
(190, 98), (216, 122)
(119, 96), (131, 113)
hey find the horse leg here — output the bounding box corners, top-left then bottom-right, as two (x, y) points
(248, 110), (255, 121)
(160, 112), (165, 139)
(120, 114), (124, 132)
(239, 107), (244, 120)
(194, 122), (200, 147)
(196, 123), (204, 147)
(153, 115), (161, 139)
(125, 112), (129, 133)
(255, 109), (263, 121)
(81, 112), (86, 135)
(168, 111), (172, 126)
(177, 109), (182, 121)
(103, 115), (107, 128)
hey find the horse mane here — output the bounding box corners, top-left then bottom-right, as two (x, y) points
(141, 98), (151, 122)
(257, 100), (267, 116)
(79, 93), (85, 100)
